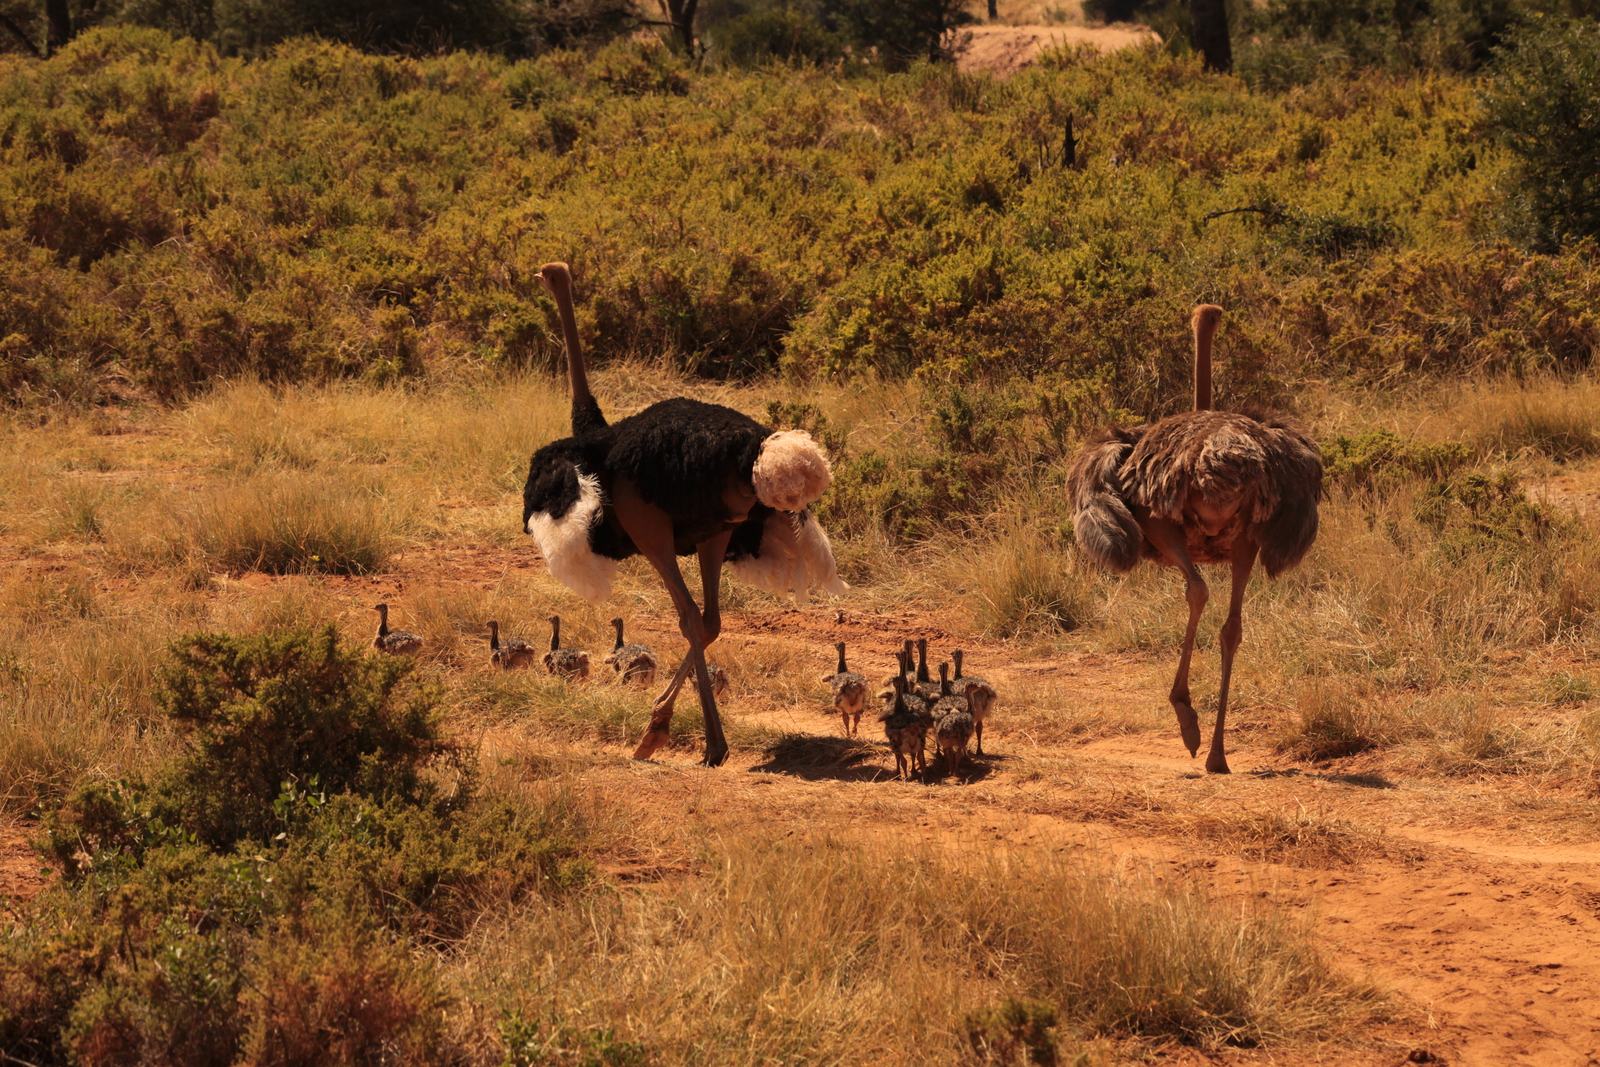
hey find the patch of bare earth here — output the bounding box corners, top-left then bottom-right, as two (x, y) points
(6, 527), (1600, 1065)
(953, 24), (1159, 78)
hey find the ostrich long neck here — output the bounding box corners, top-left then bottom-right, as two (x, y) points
(612, 620), (625, 652)
(550, 618), (561, 653)
(489, 622), (500, 651)
(835, 644), (847, 674)
(1193, 308), (1221, 411)
(544, 265), (607, 436)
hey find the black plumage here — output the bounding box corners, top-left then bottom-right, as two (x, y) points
(519, 262), (842, 767)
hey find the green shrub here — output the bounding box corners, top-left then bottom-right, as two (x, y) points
(1321, 429), (1473, 493)
(44, 626), (454, 859)
(1, 625), (587, 1065)
(713, 4), (846, 66)
(1483, 17), (1600, 245)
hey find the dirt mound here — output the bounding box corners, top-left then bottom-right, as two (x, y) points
(953, 23), (1159, 78)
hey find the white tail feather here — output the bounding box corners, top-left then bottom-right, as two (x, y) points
(526, 471), (617, 604)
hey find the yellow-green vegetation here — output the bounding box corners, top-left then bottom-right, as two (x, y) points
(3, 24), (1597, 408)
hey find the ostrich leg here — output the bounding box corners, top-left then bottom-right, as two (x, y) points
(611, 488), (729, 766)
(691, 532), (733, 766)
(1208, 537), (1259, 775)
(1140, 515), (1209, 759)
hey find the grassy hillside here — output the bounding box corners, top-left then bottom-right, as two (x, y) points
(2, 25), (1595, 409)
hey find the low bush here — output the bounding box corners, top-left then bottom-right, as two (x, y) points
(1, 26), (1595, 405)
(0, 626), (588, 1065)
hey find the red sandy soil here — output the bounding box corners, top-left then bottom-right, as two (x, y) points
(5, 534), (1599, 1066)
(953, 23), (1160, 78)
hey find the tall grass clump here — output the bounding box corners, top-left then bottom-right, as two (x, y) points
(463, 835), (1383, 1061)
(961, 523), (1100, 637)
(0, 571), (184, 813)
(127, 470), (408, 575)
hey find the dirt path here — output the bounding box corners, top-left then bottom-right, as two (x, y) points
(491, 600), (1600, 1067)
(954, 23), (1160, 78)
(7, 540), (1600, 1064)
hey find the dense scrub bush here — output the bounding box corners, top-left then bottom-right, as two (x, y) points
(703, 0), (971, 69)
(1482, 17), (1600, 246)
(2, 0), (636, 58)
(0, 26), (1595, 406)
(0, 626), (587, 1064)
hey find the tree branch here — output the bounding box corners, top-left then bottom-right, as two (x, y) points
(0, 12), (41, 58)
(1203, 206), (1285, 222)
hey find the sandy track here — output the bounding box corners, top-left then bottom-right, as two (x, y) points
(6, 549), (1599, 1064)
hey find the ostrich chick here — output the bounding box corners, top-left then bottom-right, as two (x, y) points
(879, 675), (928, 782)
(932, 663), (975, 777)
(820, 641), (869, 737)
(914, 638), (936, 699)
(488, 620), (536, 669)
(603, 617), (658, 686)
(373, 604), (422, 656)
(950, 649), (997, 755)
(543, 615), (590, 681)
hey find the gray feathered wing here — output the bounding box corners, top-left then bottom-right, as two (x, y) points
(1066, 426), (1145, 573)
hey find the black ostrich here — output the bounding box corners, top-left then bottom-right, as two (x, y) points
(521, 262), (845, 766)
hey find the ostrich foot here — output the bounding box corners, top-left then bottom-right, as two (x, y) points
(1171, 698), (1202, 756)
(702, 737), (729, 768)
(1205, 748), (1231, 774)
(632, 722), (673, 761)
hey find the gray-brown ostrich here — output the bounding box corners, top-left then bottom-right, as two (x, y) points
(373, 604), (422, 656)
(488, 620), (536, 669)
(1066, 305), (1322, 773)
(603, 617), (657, 686)
(521, 263), (844, 766)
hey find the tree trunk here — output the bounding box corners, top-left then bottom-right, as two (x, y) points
(1190, 0), (1231, 72)
(44, 0), (70, 55)
(0, 12), (42, 57)
(661, 0), (698, 52)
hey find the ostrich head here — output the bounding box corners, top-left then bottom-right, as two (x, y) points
(752, 429), (832, 512)
(1191, 304), (1223, 332)
(537, 262), (572, 297)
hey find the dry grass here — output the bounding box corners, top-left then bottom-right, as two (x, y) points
(450, 826), (1386, 1063)
(1028, 786), (1418, 868)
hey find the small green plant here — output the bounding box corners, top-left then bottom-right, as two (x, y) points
(1541, 672), (1595, 706)
(965, 997), (1061, 1065)
(501, 1013), (652, 1067)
